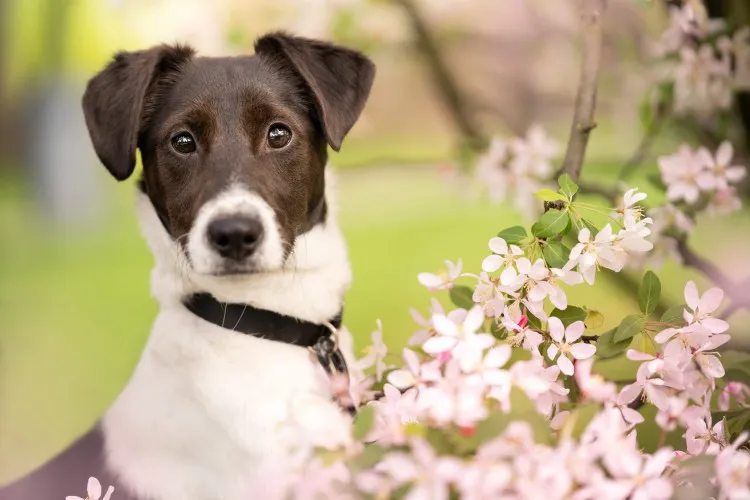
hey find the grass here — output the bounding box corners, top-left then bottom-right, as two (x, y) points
(1, 158), (750, 483)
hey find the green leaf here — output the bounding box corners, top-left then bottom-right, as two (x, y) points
(614, 314), (645, 343)
(581, 219), (598, 234)
(660, 305), (686, 326)
(638, 271), (662, 315)
(558, 174), (579, 199)
(551, 306), (587, 326)
(596, 328), (632, 359)
(449, 285), (475, 309)
(349, 444), (387, 470)
(352, 405), (375, 440)
(535, 188), (567, 202)
(527, 313), (542, 330)
(543, 241), (571, 269)
(497, 226), (528, 245)
(532, 210), (570, 238)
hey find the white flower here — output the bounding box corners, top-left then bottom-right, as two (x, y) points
(408, 298), (444, 346)
(673, 45), (733, 116)
(417, 259), (462, 291)
(607, 448), (674, 500)
(501, 305), (543, 356)
(376, 439), (462, 499)
(546, 318), (596, 375)
(66, 477), (114, 500)
(569, 225), (620, 284)
(509, 124), (559, 178)
(387, 348), (441, 390)
(481, 237), (525, 281)
(615, 188), (648, 226)
(468, 272), (507, 319)
(367, 384), (419, 445)
(422, 306), (495, 373)
(683, 280), (729, 333)
(358, 320), (389, 380)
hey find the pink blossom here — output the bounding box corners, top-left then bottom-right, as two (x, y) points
(575, 358), (617, 402)
(719, 381), (750, 411)
(377, 439), (462, 500)
(715, 432), (750, 499)
(546, 318), (596, 376)
(368, 384), (419, 445)
(422, 306), (495, 372)
(607, 449), (675, 500)
(659, 144), (711, 203)
(501, 305), (543, 356)
(509, 124), (559, 178)
(703, 141), (746, 190)
(683, 280), (729, 333)
(387, 348), (441, 390)
(67, 478), (114, 500)
(685, 416), (727, 455)
(417, 259), (462, 291)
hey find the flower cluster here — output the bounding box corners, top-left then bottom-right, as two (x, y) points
(475, 125), (559, 217)
(652, 1), (750, 117)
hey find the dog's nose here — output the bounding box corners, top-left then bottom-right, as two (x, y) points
(207, 216), (264, 260)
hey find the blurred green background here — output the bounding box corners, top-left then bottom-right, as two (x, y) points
(1, 0), (750, 485)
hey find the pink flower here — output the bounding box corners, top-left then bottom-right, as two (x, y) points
(703, 141), (746, 191)
(683, 280), (729, 333)
(509, 124), (559, 178)
(715, 432), (750, 499)
(575, 358), (617, 402)
(66, 477), (114, 500)
(686, 415), (727, 455)
(368, 384), (419, 445)
(377, 439), (462, 500)
(422, 306), (495, 372)
(387, 348), (441, 390)
(417, 259), (462, 291)
(408, 299), (444, 346)
(607, 449), (675, 500)
(501, 305), (543, 356)
(719, 381), (750, 411)
(659, 144), (711, 204)
(546, 318), (596, 376)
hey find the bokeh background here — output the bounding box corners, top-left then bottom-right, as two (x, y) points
(1, 0), (749, 485)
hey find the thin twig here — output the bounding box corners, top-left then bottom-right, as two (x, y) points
(558, 0), (608, 182)
(673, 237), (750, 318)
(618, 108), (668, 181)
(392, 0), (486, 150)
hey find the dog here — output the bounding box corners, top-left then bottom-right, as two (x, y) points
(0, 32), (375, 499)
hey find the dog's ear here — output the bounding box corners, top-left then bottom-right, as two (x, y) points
(254, 32), (375, 151)
(82, 45), (194, 181)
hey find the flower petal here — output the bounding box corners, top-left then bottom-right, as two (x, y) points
(488, 237), (508, 255)
(547, 343), (560, 360)
(684, 281), (700, 311)
(463, 306), (485, 334)
(87, 478), (102, 500)
(570, 343), (596, 360)
(548, 317), (565, 342)
(387, 369), (416, 389)
(423, 336), (458, 355)
(627, 349), (655, 361)
(432, 315), (459, 338)
(564, 321), (585, 343)
(701, 317), (729, 334)
(698, 287), (724, 314)
(482, 254), (503, 273)
(557, 355), (574, 376)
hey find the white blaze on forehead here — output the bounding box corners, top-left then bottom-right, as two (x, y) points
(187, 186), (284, 274)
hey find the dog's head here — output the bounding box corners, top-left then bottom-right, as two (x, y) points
(82, 33), (374, 275)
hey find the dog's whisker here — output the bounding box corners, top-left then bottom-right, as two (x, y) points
(231, 304), (248, 332)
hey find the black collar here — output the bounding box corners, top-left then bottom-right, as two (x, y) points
(183, 293), (355, 414)
(183, 293), (343, 348)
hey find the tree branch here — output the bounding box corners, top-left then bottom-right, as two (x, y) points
(558, 0), (608, 181)
(392, 0), (486, 150)
(674, 237), (750, 318)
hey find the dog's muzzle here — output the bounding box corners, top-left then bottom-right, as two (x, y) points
(206, 215), (265, 262)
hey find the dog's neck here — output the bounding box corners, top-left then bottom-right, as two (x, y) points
(135, 170), (351, 324)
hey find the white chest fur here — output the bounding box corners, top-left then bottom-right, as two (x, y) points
(104, 174), (356, 499)
(103, 307), (352, 500)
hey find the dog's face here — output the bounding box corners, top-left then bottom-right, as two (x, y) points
(82, 33), (374, 275)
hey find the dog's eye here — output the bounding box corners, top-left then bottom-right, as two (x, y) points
(171, 132), (196, 154)
(267, 124), (292, 149)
